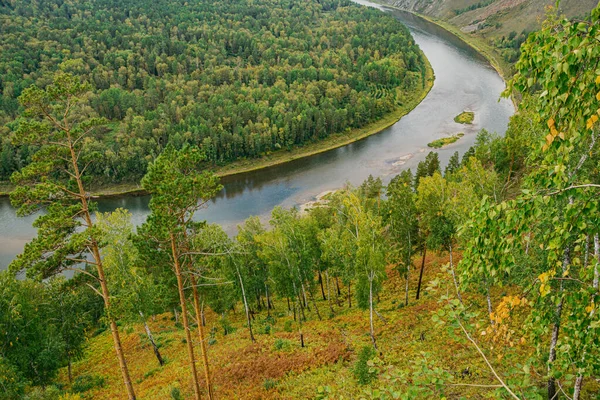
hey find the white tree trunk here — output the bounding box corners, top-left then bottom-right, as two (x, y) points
(369, 274), (377, 350)
(236, 265), (255, 342)
(448, 243), (462, 303)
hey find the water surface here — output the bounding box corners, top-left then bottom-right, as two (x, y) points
(0, 1), (514, 269)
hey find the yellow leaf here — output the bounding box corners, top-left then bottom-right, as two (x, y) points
(597, 91), (600, 101)
(547, 118), (555, 128)
(596, 75), (600, 84)
(586, 305), (594, 313)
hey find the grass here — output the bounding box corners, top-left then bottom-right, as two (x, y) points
(51, 251), (599, 399)
(0, 57), (435, 200)
(454, 111), (474, 124)
(428, 132), (464, 149)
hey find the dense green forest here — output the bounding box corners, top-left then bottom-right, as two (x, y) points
(1, 3), (599, 400)
(0, 0), (426, 183)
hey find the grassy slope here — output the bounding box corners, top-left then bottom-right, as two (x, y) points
(50, 254), (519, 398)
(63, 251), (600, 399)
(0, 58), (435, 199)
(61, 253), (494, 399)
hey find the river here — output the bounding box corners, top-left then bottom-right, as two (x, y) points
(0, 0), (514, 270)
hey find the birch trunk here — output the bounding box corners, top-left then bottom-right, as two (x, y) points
(369, 276), (377, 350)
(416, 245), (427, 300)
(547, 247), (569, 400)
(139, 311), (164, 366)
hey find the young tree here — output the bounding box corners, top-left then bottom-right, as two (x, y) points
(8, 73), (136, 399)
(386, 170), (418, 306)
(325, 190), (387, 349)
(140, 145), (222, 400)
(460, 7), (600, 398)
(97, 209), (171, 367)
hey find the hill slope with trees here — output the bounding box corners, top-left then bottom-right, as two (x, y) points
(0, 0), (427, 185)
(0, 3), (599, 400)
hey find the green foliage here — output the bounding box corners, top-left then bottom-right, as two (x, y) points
(0, 0), (426, 182)
(273, 339), (292, 352)
(170, 387), (183, 400)
(453, 111), (474, 124)
(427, 133), (464, 149)
(0, 356), (26, 400)
(262, 378), (278, 390)
(71, 375), (105, 394)
(353, 345), (377, 385)
(0, 273), (67, 386)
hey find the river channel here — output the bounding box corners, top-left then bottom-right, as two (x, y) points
(0, 0), (514, 269)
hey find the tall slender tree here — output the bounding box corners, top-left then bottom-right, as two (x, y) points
(140, 145), (222, 399)
(8, 73), (137, 399)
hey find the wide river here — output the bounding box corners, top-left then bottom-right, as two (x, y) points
(0, 0), (514, 270)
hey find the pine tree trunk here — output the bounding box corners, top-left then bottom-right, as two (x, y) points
(190, 276), (213, 399)
(416, 244), (427, 300)
(140, 311), (164, 366)
(336, 277), (341, 296)
(170, 234), (201, 400)
(71, 139), (136, 400)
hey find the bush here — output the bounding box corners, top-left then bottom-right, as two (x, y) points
(353, 345), (377, 385)
(263, 378), (278, 390)
(0, 358), (26, 400)
(283, 320), (293, 332)
(24, 386), (63, 400)
(273, 338), (292, 351)
(170, 387), (182, 400)
(71, 375), (105, 394)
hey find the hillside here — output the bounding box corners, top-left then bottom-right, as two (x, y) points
(53, 254), (545, 399)
(1, 3), (599, 400)
(376, 0), (599, 66)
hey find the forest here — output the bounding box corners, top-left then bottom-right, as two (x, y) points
(0, 0), (425, 184)
(1, 2), (599, 400)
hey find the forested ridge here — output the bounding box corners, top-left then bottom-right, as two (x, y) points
(0, 0), (425, 183)
(1, 3), (600, 400)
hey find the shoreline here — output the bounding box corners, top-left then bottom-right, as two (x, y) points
(369, 0), (518, 109)
(0, 52), (435, 200)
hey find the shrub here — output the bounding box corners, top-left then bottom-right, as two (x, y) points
(170, 387), (182, 400)
(71, 375), (105, 394)
(273, 338), (292, 351)
(353, 345), (377, 385)
(283, 320), (293, 332)
(263, 378), (278, 390)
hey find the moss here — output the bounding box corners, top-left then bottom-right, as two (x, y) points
(428, 133), (464, 148)
(454, 111), (474, 124)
